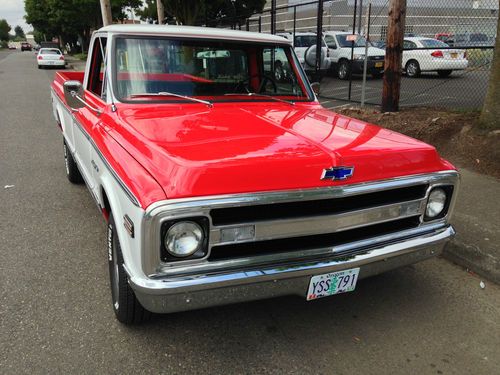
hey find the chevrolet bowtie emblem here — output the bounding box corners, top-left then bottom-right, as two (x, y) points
(321, 166), (354, 180)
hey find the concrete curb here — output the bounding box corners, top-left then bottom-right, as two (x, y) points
(444, 240), (500, 284)
(442, 169), (500, 284)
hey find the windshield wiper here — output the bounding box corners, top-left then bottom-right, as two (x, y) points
(128, 91), (213, 108)
(224, 93), (295, 106)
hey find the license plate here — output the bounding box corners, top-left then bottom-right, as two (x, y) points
(451, 53), (458, 59)
(375, 62), (384, 68)
(306, 268), (360, 301)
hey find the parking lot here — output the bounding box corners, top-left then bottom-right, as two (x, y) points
(318, 70), (490, 110)
(1, 51), (499, 374)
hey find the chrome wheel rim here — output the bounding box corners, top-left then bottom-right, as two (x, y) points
(274, 66), (283, 81)
(339, 64), (347, 79)
(407, 62), (417, 76)
(111, 229), (120, 310)
(63, 144), (70, 175)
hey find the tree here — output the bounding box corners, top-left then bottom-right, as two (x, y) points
(0, 19), (11, 41)
(14, 25), (26, 39)
(479, 11), (500, 130)
(24, 0), (142, 52)
(136, 0), (265, 27)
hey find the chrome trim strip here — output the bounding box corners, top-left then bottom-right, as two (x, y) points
(132, 225), (455, 297)
(209, 199), (425, 246)
(53, 88), (140, 207)
(141, 171), (459, 276)
(152, 221), (448, 278)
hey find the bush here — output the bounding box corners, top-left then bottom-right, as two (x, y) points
(466, 48), (494, 70)
(0, 40), (8, 49)
(73, 52), (88, 61)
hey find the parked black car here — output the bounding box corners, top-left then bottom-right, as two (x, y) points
(21, 42), (32, 51)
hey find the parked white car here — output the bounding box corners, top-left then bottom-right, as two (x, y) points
(403, 37), (468, 78)
(37, 48), (65, 69)
(277, 32), (330, 76)
(323, 31), (385, 80)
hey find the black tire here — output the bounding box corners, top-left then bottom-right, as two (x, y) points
(372, 71), (384, 79)
(437, 70), (452, 78)
(405, 60), (421, 78)
(337, 60), (350, 80)
(108, 213), (151, 324)
(63, 141), (83, 184)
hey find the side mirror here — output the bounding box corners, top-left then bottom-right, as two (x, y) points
(64, 80), (85, 110)
(63, 80), (102, 115)
(311, 82), (320, 95)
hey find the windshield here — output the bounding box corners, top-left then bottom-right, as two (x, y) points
(336, 34), (367, 48)
(40, 49), (61, 55)
(114, 37), (311, 103)
(294, 35), (327, 48)
(419, 39), (449, 48)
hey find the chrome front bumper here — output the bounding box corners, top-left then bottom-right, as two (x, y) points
(127, 225), (454, 314)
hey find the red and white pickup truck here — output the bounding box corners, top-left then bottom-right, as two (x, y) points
(51, 25), (459, 324)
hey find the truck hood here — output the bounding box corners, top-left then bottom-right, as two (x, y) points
(110, 103), (450, 199)
(352, 46), (385, 57)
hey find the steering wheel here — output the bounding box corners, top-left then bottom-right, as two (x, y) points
(234, 74), (278, 94)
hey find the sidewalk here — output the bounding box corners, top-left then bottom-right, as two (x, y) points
(445, 168), (500, 283)
(65, 55), (87, 71)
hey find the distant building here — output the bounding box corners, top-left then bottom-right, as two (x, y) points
(250, 0), (498, 41)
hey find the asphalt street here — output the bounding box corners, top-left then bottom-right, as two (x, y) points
(1, 51), (499, 375)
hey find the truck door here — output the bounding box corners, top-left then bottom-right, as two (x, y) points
(72, 36), (107, 190)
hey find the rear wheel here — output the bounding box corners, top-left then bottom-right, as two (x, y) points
(437, 70), (452, 78)
(63, 141), (83, 184)
(338, 60), (350, 80)
(108, 213), (151, 324)
(372, 71), (384, 79)
(405, 60), (421, 78)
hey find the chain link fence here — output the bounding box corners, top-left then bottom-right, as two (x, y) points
(200, 0), (498, 110)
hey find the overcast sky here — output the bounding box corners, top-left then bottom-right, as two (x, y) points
(0, 0), (32, 33)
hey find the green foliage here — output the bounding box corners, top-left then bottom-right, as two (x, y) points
(136, 0), (265, 26)
(14, 25), (26, 39)
(24, 0), (142, 51)
(0, 19), (11, 41)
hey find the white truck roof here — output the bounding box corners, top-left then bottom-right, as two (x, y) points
(97, 24), (292, 45)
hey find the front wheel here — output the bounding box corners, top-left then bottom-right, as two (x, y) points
(63, 141), (83, 184)
(405, 60), (421, 78)
(338, 60), (350, 80)
(108, 213), (151, 324)
(437, 70), (452, 78)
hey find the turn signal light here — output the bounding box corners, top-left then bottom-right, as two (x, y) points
(431, 50), (444, 58)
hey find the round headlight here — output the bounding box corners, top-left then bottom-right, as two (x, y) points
(165, 221), (204, 257)
(426, 188), (447, 218)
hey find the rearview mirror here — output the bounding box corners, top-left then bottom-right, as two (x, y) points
(63, 80), (85, 110)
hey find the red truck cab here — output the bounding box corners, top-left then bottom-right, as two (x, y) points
(51, 25), (458, 324)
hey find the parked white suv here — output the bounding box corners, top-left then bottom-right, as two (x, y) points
(277, 32), (330, 76)
(323, 31), (385, 80)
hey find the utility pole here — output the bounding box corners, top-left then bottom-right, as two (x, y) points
(99, 0), (112, 26)
(381, 0), (406, 112)
(156, 0), (165, 25)
(357, 0), (363, 34)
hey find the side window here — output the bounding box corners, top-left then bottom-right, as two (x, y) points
(403, 40), (416, 50)
(262, 47), (304, 96)
(87, 37), (107, 98)
(324, 35), (337, 49)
